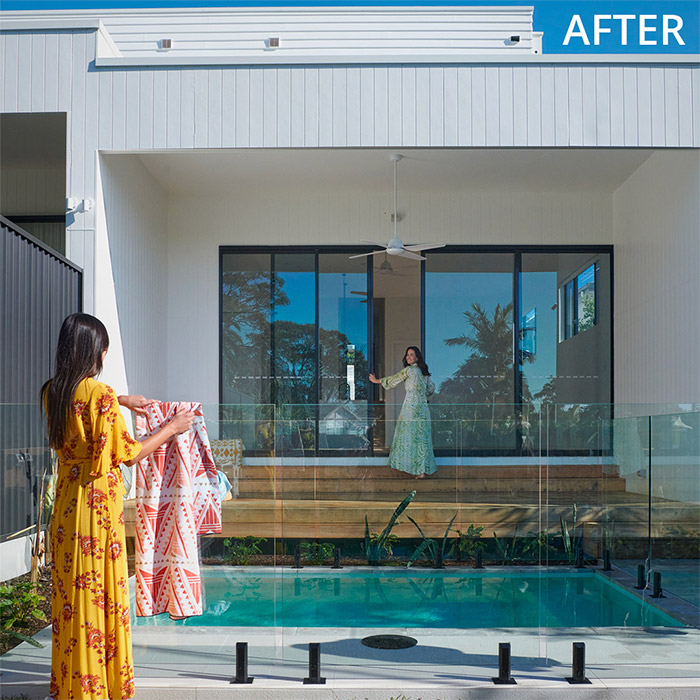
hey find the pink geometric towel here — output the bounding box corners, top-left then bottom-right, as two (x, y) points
(134, 402), (221, 618)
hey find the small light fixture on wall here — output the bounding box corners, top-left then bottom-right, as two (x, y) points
(158, 39), (173, 50)
(266, 37), (280, 49)
(509, 35), (521, 43)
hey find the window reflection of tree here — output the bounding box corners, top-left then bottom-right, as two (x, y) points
(434, 302), (525, 450)
(222, 270), (369, 452)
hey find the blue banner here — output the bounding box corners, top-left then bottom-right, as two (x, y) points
(1, 1), (698, 54)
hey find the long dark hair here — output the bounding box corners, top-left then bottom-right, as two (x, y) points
(402, 346), (430, 376)
(41, 313), (110, 449)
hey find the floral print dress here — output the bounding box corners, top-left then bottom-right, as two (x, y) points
(49, 378), (141, 699)
(381, 365), (437, 476)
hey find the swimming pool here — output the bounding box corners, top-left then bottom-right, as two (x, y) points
(133, 567), (684, 629)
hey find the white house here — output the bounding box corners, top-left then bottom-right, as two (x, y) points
(1, 4), (699, 575)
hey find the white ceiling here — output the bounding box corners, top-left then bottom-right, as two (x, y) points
(133, 148), (655, 197)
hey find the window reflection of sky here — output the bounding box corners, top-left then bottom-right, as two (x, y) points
(319, 272), (367, 353)
(425, 272), (512, 388)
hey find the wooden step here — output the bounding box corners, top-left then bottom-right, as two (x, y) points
(123, 498), (698, 540)
(223, 463), (621, 479)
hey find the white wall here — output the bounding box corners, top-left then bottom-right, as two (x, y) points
(166, 186), (613, 403)
(613, 150), (700, 407)
(100, 155), (168, 397)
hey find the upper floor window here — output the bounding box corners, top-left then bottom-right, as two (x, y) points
(560, 262), (598, 340)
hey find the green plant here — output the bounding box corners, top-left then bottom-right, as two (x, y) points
(493, 528), (520, 564)
(369, 532), (399, 558)
(407, 513), (457, 568)
(364, 491), (416, 565)
(299, 541), (335, 565)
(0, 582), (47, 649)
(223, 536), (267, 565)
(449, 524), (487, 562)
(521, 530), (557, 561)
(560, 503), (579, 563)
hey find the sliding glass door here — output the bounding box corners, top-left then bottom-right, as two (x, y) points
(221, 246), (612, 456)
(220, 249), (371, 455)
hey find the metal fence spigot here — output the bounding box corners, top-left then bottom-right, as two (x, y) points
(230, 642), (254, 684)
(566, 642), (591, 684)
(651, 571), (665, 598)
(492, 642), (516, 684)
(303, 642), (326, 684)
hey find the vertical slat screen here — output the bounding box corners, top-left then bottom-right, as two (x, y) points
(0, 216), (82, 540)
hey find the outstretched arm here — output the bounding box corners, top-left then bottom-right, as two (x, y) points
(379, 367), (410, 391)
(123, 404), (194, 466)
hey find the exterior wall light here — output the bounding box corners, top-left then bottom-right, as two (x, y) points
(267, 37), (280, 48)
(159, 39), (173, 50)
(510, 35), (521, 43)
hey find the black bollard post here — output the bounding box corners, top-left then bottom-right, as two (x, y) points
(492, 642), (516, 684)
(230, 642), (254, 684)
(576, 548), (585, 568)
(303, 642), (326, 684)
(332, 547), (342, 569)
(475, 549), (484, 569)
(651, 571), (665, 598)
(603, 549), (612, 571)
(294, 545), (302, 569)
(435, 547), (445, 569)
(566, 642), (591, 684)
(635, 563), (646, 589)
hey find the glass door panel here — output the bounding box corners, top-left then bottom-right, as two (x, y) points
(272, 253), (316, 453)
(318, 254), (370, 454)
(521, 253), (611, 454)
(221, 252), (272, 405)
(425, 253), (516, 453)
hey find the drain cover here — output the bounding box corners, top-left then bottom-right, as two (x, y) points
(361, 634), (417, 649)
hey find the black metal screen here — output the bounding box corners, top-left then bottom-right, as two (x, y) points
(0, 215), (82, 540)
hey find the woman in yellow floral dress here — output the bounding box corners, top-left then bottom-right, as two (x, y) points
(42, 313), (193, 700)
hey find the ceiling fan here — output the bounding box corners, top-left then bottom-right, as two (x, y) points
(350, 154), (445, 262)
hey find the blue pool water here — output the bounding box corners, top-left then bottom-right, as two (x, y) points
(133, 568), (684, 629)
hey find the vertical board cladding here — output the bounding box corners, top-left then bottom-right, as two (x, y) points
(3, 28), (696, 152)
(0, 217), (82, 539)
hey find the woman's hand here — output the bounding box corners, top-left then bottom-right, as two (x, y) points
(169, 404), (195, 436)
(369, 373), (381, 384)
(118, 394), (159, 416)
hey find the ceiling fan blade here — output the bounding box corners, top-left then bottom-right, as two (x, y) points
(360, 239), (387, 247)
(404, 243), (447, 252)
(397, 250), (427, 262)
(349, 250), (386, 259)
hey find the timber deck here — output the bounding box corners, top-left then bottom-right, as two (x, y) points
(123, 461), (698, 540)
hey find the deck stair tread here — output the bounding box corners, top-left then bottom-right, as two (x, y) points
(124, 496), (697, 539)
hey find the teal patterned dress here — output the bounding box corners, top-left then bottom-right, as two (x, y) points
(381, 365), (437, 476)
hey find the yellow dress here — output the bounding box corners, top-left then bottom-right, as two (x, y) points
(49, 378), (141, 699)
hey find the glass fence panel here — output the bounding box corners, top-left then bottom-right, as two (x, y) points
(0, 403), (53, 542)
(7, 402), (700, 688)
(650, 410), (700, 614)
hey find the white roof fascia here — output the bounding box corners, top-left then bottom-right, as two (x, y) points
(94, 54), (700, 67)
(0, 18), (101, 30)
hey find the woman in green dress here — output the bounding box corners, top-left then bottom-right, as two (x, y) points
(370, 346), (437, 478)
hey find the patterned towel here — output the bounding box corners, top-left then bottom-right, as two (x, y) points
(134, 402), (221, 618)
(210, 438), (244, 498)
